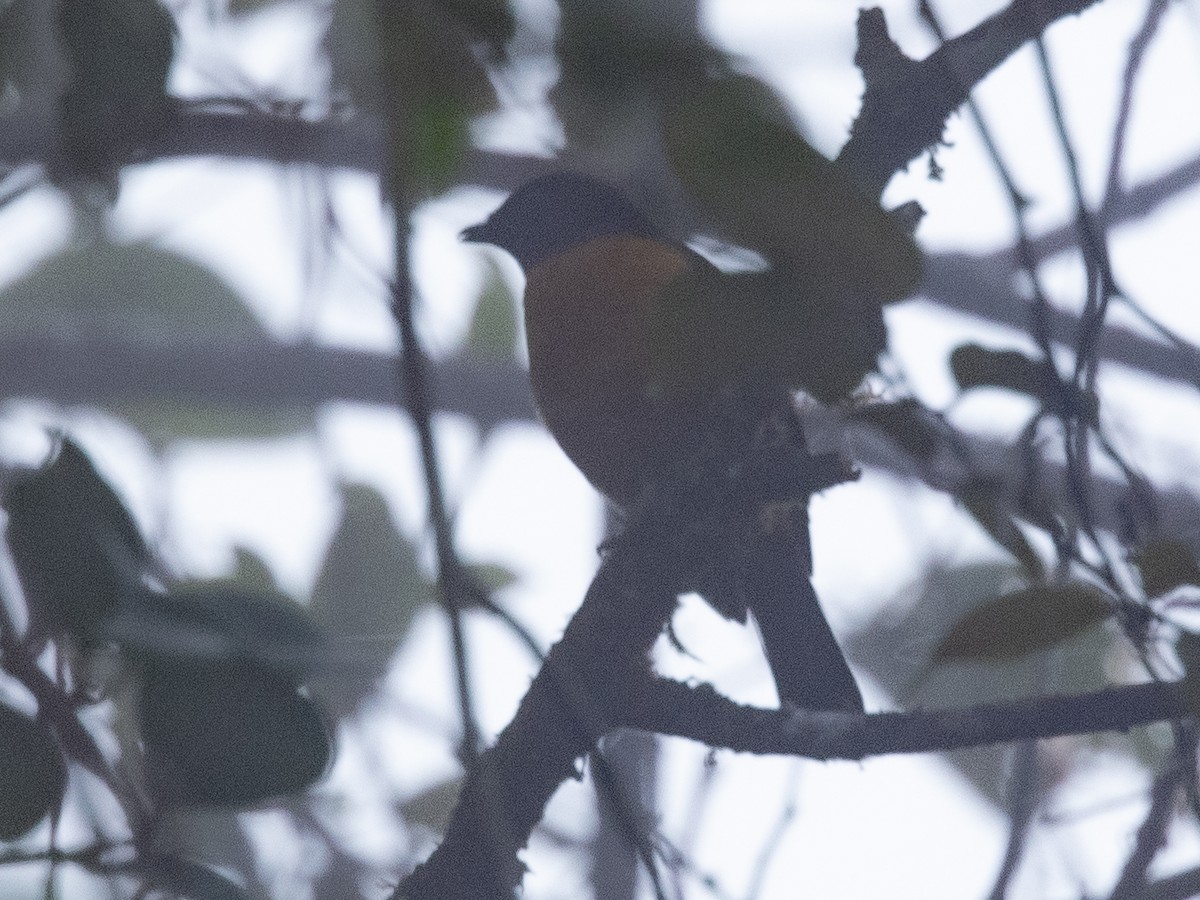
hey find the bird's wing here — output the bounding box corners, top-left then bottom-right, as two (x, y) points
(644, 261), (887, 403)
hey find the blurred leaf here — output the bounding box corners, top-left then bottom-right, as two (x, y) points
(2, 436), (150, 642)
(0, 240), (260, 342)
(401, 776), (463, 835)
(851, 561), (1115, 806)
(0, 0), (68, 118)
(54, 0), (176, 186)
(327, 0), (500, 204)
(950, 343), (1097, 422)
(0, 239), (314, 440)
(141, 854), (248, 900)
(465, 260), (518, 360)
(1133, 537), (1200, 598)
(466, 562), (517, 593)
(122, 404), (313, 444)
(0, 705), (66, 840)
(930, 583), (1112, 667)
(664, 69), (921, 304)
(556, 4), (694, 99)
(958, 478), (1044, 578)
(325, 0), (383, 116)
(58, 0), (174, 99)
(950, 343), (1042, 395)
(310, 483), (433, 718)
(104, 581), (323, 678)
(229, 546), (278, 592)
(140, 658), (331, 806)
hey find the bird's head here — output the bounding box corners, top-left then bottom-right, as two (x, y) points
(461, 172), (660, 270)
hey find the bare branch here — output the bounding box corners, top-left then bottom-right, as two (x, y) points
(838, 0), (1106, 193)
(622, 678), (1183, 759)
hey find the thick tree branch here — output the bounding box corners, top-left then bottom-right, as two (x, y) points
(395, 510), (1187, 899)
(395, 518), (683, 899)
(622, 677), (1183, 759)
(837, 0), (1105, 193)
(0, 334), (536, 430)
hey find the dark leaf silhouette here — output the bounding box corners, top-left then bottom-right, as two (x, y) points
(3, 437), (150, 643)
(140, 658), (331, 806)
(0, 704), (67, 840)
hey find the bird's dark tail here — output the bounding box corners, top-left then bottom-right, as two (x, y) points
(740, 529), (863, 713)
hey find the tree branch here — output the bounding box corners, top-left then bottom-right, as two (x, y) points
(395, 521), (683, 899)
(622, 677), (1183, 759)
(395, 512), (1186, 899)
(837, 0), (1105, 193)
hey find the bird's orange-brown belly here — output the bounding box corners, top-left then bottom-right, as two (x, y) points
(522, 235), (697, 506)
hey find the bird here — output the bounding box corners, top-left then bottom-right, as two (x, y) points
(462, 171), (868, 712)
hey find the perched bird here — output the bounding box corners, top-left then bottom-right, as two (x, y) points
(463, 172), (869, 712)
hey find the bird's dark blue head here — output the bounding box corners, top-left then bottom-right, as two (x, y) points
(461, 172), (661, 270)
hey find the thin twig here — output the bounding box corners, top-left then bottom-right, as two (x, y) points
(744, 764), (803, 900)
(0, 575), (147, 831)
(986, 741), (1041, 900)
(1102, 0), (1172, 215)
(388, 253), (481, 762)
(1108, 729), (1195, 900)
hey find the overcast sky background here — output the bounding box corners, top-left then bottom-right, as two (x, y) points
(4, 0), (1200, 897)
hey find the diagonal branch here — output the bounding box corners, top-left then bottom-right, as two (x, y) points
(838, 0), (1106, 194)
(395, 504), (1186, 898)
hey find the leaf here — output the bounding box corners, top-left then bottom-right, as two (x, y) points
(54, 0), (177, 185)
(0, 0), (69, 119)
(58, 0), (174, 101)
(140, 658), (331, 806)
(441, 0), (514, 60)
(2, 436), (151, 643)
(310, 483), (433, 719)
(401, 777), (463, 835)
(228, 546), (278, 593)
(0, 240), (260, 342)
(465, 260), (519, 360)
(1133, 538), (1200, 598)
(958, 478), (1044, 578)
(466, 562), (518, 593)
(150, 808), (266, 899)
(950, 343), (1097, 422)
(950, 343), (1043, 395)
(929, 583), (1112, 667)
(0, 705), (67, 840)
(227, 0), (280, 15)
(326, 0), (500, 203)
(556, 4), (692, 97)
(0, 239), (314, 440)
(664, 69), (921, 304)
(104, 581), (323, 678)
